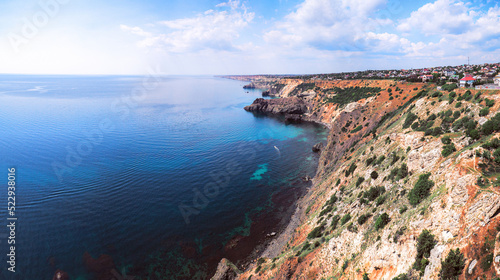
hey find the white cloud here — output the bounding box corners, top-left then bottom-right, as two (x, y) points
(121, 0), (254, 53)
(263, 0), (391, 51)
(398, 2), (500, 58)
(398, 0), (473, 35)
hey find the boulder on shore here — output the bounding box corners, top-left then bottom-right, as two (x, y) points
(312, 142), (324, 153)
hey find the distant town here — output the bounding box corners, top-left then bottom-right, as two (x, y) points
(221, 62), (500, 90)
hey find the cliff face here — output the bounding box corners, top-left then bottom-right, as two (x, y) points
(216, 79), (500, 280)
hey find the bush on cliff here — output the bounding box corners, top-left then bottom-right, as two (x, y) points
(413, 230), (436, 275)
(307, 223), (325, 239)
(345, 163), (357, 177)
(356, 176), (365, 187)
(363, 186), (385, 202)
(403, 113), (418, 129)
(357, 214), (371, 225)
(441, 84), (458, 92)
(482, 113), (500, 135)
(341, 213), (351, 225)
(408, 173), (434, 206)
(374, 213), (390, 230)
(439, 248), (465, 279)
(441, 143), (456, 157)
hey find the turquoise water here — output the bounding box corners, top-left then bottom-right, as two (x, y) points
(0, 75), (326, 279)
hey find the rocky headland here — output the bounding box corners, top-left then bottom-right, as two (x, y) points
(213, 77), (500, 280)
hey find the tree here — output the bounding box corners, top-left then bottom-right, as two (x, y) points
(374, 213), (390, 230)
(371, 170), (379, 179)
(440, 248), (465, 279)
(408, 173), (435, 205)
(414, 230), (437, 274)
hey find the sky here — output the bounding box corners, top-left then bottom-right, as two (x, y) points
(0, 0), (499, 75)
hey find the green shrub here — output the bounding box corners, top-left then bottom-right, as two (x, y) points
(479, 107), (490, 117)
(356, 177), (365, 187)
(403, 113), (418, 129)
(481, 113), (500, 135)
(342, 260), (349, 271)
(341, 213), (351, 225)
(440, 248), (465, 279)
(319, 195), (338, 217)
(371, 171), (379, 179)
(345, 163), (357, 177)
(331, 215), (341, 230)
(399, 205), (408, 214)
(413, 230), (436, 274)
(363, 272), (370, 280)
(358, 214), (371, 225)
(374, 213), (390, 230)
(376, 155), (386, 165)
(307, 223), (325, 239)
(375, 195), (386, 206)
(441, 136), (451, 144)
(364, 186), (385, 201)
(466, 129), (480, 140)
(442, 84), (458, 92)
(485, 98), (495, 107)
(366, 155), (376, 166)
(408, 173), (434, 206)
(441, 144), (456, 157)
(352, 125), (363, 133)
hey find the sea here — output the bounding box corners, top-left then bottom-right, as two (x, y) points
(0, 75), (328, 279)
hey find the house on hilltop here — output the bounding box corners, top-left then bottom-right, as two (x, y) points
(460, 76), (476, 87)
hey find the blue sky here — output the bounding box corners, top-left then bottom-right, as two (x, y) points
(1, 0), (499, 75)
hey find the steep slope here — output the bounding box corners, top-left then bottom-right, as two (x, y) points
(214, 79), (500, 280)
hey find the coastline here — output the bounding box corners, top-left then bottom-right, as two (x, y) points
(211, 81), (330, 278)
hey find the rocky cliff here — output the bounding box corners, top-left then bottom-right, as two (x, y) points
(214, 78), (500, 280)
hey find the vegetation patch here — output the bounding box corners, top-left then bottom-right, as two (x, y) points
(324, 87), (382, 106)
(413, 230), (436, 275)
(408, 173), (434, 206)
(374, 213), (390, 230)
(440, 248), (465, 279)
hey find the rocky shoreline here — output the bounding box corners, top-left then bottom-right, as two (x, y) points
(211, 81), (328, 280)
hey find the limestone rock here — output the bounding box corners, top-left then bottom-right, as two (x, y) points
(423, 245), (445, 279)
(465, 192), (500, 226)
(211, 258), (240, 280)
(244, 97), (308, 115)
(468, 259), (477, 274)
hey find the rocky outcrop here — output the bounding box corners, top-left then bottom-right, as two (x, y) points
(210, 258), (240, 280)
(244, 97), (308, 115)
(284, 113), (303, 123)
(312, 142), (324, 153)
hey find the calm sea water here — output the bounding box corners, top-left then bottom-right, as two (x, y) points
(0, 75), (327, 279)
